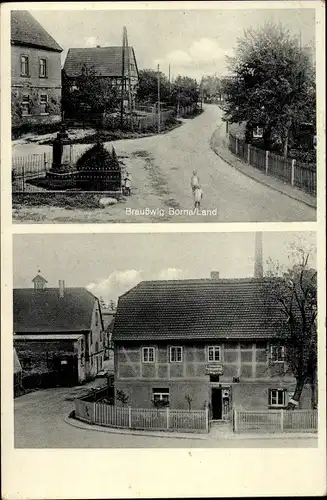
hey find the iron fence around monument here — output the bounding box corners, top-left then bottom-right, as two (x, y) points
(12, 148), (122, 193)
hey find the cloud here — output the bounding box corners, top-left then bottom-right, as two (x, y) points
(86, 268), (188, 303)
(154, 38), (234, 79)
(84, 36), (98, 47)
(87, 269), (143, 302)
(157, 268), (185, 280)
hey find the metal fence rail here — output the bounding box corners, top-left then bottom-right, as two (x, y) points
(227, 133), (316, 196)
(234, 409), (318, 433)
(75, 399), (209, 433)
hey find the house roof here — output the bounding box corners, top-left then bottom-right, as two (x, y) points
(63, 46), (138, 78)
(13, 288), (98, 333)
(11, 11), (63, 52)
(112, 279), (283, 342)
(14, 348), (22, 373)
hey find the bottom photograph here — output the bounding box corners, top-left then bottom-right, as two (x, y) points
(13, 231), (317, 448)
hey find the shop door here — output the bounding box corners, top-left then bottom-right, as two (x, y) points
(211, 388), (222, 420)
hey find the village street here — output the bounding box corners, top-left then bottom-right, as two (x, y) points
(14, 385), (317, 448)
(12, 105), (316, 223)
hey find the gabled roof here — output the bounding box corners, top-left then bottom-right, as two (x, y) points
(32, 273), (47, 284)
(14, 348), (22, 373)
(13, 287), (98, 333)
(11, 10), (62, 52)
(112, 278), (282, 342)
(63, 46), (138, 78)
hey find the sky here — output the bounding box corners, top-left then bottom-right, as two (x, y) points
(30, 7), (316, 81)
(13, 231), (316, 303)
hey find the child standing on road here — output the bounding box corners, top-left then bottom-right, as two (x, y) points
(191, 170), (200, 192)
(124, 172), (132, 196)
(193, 185), (203, 209)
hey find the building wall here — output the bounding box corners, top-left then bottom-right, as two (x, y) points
(115, 341), (294, 382)
(114, 341), (312, 411)
(11, 44), (62, 127)
(86, 302), (105, 378)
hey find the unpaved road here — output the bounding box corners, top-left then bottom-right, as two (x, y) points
(12, 105), (316, 223)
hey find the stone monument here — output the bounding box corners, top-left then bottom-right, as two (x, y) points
(46, 125), (76, 189)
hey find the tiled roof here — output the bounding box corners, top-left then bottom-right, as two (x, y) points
(11, 11), (62, 52)
(63, 46), (137, 78)
(13, 288), (97, 333)
(112, 279), (283, 342)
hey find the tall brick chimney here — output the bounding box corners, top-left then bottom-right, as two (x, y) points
(254, 232), (263, 278)
(59, 280), (65, 298)
(210, 271), (220, 280)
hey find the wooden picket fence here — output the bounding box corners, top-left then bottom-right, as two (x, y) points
(75, 398), (209, 433)
(234, 409), (318, 433)
(228, 133), (316, 196)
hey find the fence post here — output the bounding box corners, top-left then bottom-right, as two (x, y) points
(43, 152), (47, 170)
(280, 409), (284, 432)
(22, 165), (25, 193)
(291, 159), (296, 186)
(265, 150), (269, 175)
(235, 137), (238, 156)
(234, 409), (238, 433)
(91, 403), (96, 424)
(128, 406), (132, 428)
(166, 406), (170, 430)
(247, 144), (251, 164)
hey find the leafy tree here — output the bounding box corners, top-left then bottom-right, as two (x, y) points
(62, 65), (120, 122)
(222, 22), (315, 155)
(136, 69), (171, 104)
(200, 75), (222, 100)
(171, 76), (199, 108)
(266, 242), (317, 409)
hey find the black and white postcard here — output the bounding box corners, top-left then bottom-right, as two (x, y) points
(1, 1), (325, 499)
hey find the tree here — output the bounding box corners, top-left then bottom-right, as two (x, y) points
(222, 22), (315, 155)
(62, 65), (120, 123)
(185, 394), (193, 411)
(201, 75), (222, 100)
(136, 69), (170, 104)
(170, 76), (199, 109)
(266, 243), (317, 409)
(116, 389), (129, 406)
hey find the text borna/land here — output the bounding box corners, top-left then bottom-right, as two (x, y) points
(125, 208), (218, 217)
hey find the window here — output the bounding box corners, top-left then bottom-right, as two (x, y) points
(39, 58), (47, 77)
(20, 55), (29, 76)
(142, 347), (155, 363)
(22, 95), (30, 116)
(269, 389), (286, 407)
(208, 346), (221, 362)
(95, 341), (99, 353)
(270, 345), (285, 363)
(152, 388), (169, 404)
(170, 346), (183, 362)
(39, 94), (48, 114)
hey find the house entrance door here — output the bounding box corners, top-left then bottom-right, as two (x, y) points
(211, 388), (222, 420)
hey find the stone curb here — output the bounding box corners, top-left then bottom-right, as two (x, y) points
(65, 416), (317, 441)
(210, 131), (316, 210)
(65, 416), (207, 440)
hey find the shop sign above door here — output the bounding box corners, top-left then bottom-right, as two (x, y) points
(206, 364), (223, 375)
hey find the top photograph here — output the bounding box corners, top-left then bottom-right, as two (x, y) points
(10, 6), (317, 223)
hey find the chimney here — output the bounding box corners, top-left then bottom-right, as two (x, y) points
(254, 232), (263, 278)
(59, 280), (65, 298)
(210, 271), (220, 280)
